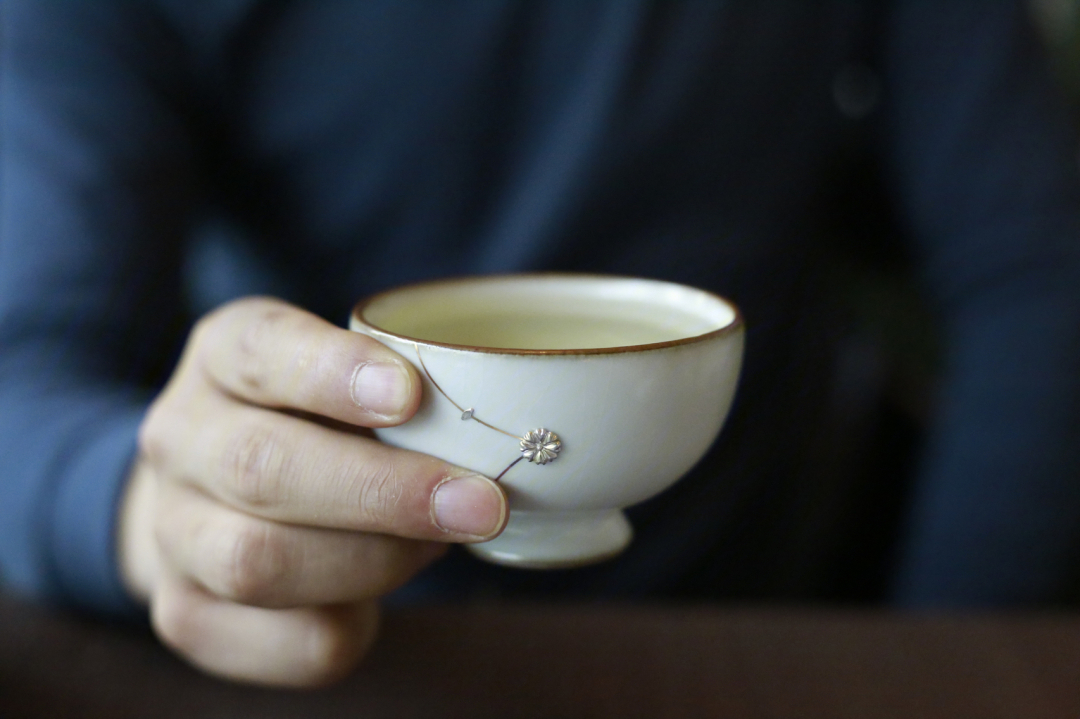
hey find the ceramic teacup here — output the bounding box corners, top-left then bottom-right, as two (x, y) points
(350, 274), (743, 568)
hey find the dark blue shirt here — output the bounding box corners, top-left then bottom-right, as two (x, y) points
(3, 0), (1080, 613)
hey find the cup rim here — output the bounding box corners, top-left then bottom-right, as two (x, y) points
(351, 272), (744, 356)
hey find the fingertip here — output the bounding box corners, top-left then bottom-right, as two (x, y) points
(349, 358), (420, 423)
(431, 473), (508, 541)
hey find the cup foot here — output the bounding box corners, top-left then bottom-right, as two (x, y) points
(466, 509), (633, 569)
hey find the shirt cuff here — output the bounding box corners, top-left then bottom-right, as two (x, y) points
(49, 405), (146, 617)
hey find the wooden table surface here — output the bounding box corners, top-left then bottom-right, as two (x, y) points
(2, 591), (1079, 718)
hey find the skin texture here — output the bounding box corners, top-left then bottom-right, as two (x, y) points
(117, 297), (508, 687)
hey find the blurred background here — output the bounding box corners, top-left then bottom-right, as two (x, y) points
(811, 0), (1080, 603)
(1033, 0), (1080, 94)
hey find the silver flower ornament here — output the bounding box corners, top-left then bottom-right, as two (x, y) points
(520, 428), (562, 465)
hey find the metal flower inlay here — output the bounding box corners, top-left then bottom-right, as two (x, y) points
(520, 428), (562, 465)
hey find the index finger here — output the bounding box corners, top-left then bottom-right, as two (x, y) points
(191, 297), (420, 428)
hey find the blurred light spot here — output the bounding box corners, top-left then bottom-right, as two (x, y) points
(832, 63), (881, 119)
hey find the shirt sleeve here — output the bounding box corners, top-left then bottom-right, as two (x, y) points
(882, 0), (1080, 605)
(0, 1), (196, 614)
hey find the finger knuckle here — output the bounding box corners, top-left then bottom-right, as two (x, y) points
(214, 522), (290, 605)
(355, 455), (405, 526)
(188, 308), (229, 365)
(187, 311), (216, 352)
(234, 304), (292, 393)
(286, 337), (329, 406)
(137, 402), (173, 467)
(192, 298), (290, 394)
(222, 424), (290, 509)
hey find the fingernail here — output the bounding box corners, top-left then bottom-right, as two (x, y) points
(432, 474), (507, 539)
(350, 361), (412, 417)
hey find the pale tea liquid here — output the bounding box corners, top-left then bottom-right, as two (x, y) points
(392, 310), (692, 350)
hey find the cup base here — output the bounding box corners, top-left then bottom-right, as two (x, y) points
(466, 509), (633, 569)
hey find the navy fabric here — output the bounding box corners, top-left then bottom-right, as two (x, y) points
(2, 1), (1079, 614)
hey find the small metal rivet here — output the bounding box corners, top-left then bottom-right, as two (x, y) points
(520, 428), (562, 465)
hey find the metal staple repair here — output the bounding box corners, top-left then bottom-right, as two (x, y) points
(413, 343), (562, 481)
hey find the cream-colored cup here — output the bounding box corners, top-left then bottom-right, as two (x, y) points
(350, 274), (743, 568)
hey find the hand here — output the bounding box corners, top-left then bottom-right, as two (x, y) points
(117, 297), (507, 687)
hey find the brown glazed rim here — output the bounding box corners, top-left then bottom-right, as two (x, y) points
(350, 272), (745, 356)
